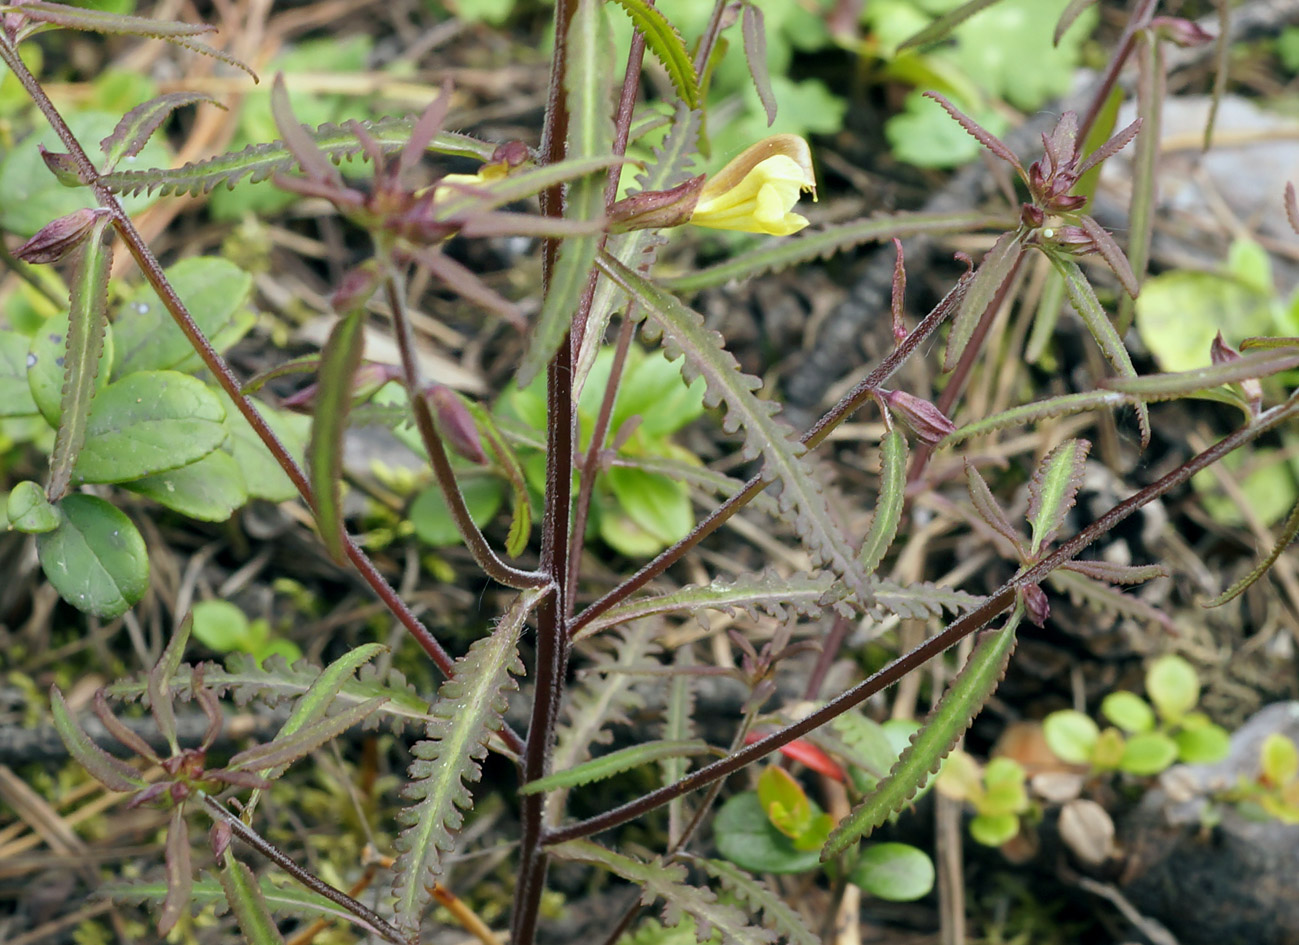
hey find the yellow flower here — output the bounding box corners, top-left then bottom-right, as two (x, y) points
(689, 134), (817, 236)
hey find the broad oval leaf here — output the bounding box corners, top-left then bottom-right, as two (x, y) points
(36, 494), (148, 618)
(75, 371), (227, 484)
(8, 480), (61, 534)
(0, 331), (40, 417)
(123, 448), (248, 521)
(27, 314), (116, 426)
(848, 842), (935, 901)
(822, 608), (1021, 860)
(714, 791), (821, 874)
(1026, 438), (1090, 557)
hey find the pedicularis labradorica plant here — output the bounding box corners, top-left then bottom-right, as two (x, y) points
(5, 0), (1299, 942)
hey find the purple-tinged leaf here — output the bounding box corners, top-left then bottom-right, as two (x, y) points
(944, 229), (1024, 371)
(195, 681), (222, 752)
(923, 93), (1024, 177)
(206, 769), (273, 791)
(148, 613), (193, 755)
(1026, 438), (1090, 557)
(404, 246), (524, 328)
(158, 806), (191, 935)
(898, 0), (1001, 51)
(100, 92), (223, 172)
(50, 686), (146, 793)
(1048, 568), (1174, 632)
(1054, 0), (1100, 46)
(1286, 182), (1298, 236)
(1101, 348), (1299, 399)
(858, 429), (907, 576)
(46, 215), (111, 500)
(1206, 498), (1299, 607)
(228, 697), (387, 773)
(215, 850), (286, 944)
(306, 307), (364, 563)
(37, 145), (87, 186)
(93, 689), (157, 762)
(240, 355), (323, 396)
(1060, 560), (1169, 584)
(1075, 214), (1139, 298)
(399, 83), (452, 183)
(269, 74), (342, 187)
(965, 461), (1026, 559)
(741, 2), (776, 126)
(1075, 117), (1142, 178)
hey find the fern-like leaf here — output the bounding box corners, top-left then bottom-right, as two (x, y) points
(390, 588), (537, 933)
(598, 253), (873, 606)
(101, 877), (346, 925)
(690, 857), (818, 945)
(1047, 568), (1173, 632)
(100, 92), (222, 173)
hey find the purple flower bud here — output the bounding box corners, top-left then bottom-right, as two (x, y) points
(885, 389), (956, 445)
(13, 207), (107, 264)
(210, 821), (232, 859)
(331, 263), (380, 314)
(609, 174), (707, 232)
(1022, 584), (1050, 627)
(1021, 204), (1045, 229)
(38, 145), (88, 186)
(490, 140), (532, 169)
(1150, 16), (1214, 48)
(427, 385), (487, 465)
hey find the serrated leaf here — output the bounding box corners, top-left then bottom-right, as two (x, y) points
(307, 308), (364, 562)
(159, 806), (191, 935)
(1047, 568), (1173, 632)
(37, 494), (148, 619)
(216, 851), (285, 945)
(691, 857), (818, 945)
(822, 607), (1021, 860)
(1050, 254), (1149, 446)
(1101, 348), (1299, 399)
(47, 216), (111, 500)
(944, 390), (1125, 446)
(867, 579), (985, 620)
(608, 0), (700, 108)
(965, 461), (1026, 557)
(390, 588), (537, 932)
(228, 697), (386, 772)
(148, 612), (192, 753)
(270, 643), (387, 750)
(98, 118), (493, 198)
(101, 877), (343, 924)
(522, 740), (713, 795)
(1027, 438), (1090, 556)
(898, 0), (1003, 50)
(945, 229), (1024, 372)
(859, 429), (907, 575)
(597, 253), (872, 604)
(741, 2), (776, 125)
(517, 0), (614, 388)
(49, 686), (145, 793)
(1206, 497), (1299, 606)
(663, 210), (998, 295)
(101, 92), (223, 172)
(553, 839), (777, 945)
(1060, 559), (1167, 585)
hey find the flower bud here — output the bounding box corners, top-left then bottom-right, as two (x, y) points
(690, 134), (816, 236)
(1022, 584), (1050, 628)
(885, 389), (956, 445)
(1150, 17), (1214, 48)
(1210, 332), (1263, 412)
(490, 140), (532, 170)
(210, 821), (232, 859)
(427, 384), (487, 465)
(13, 207), (107, 264)
(609, 174), (706, 232)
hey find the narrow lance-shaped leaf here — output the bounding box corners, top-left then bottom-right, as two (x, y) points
(552, 840), (777, 945)
(1027, 438), (1089, 557)
(464, 401), (531, 556)
(1049, 253), (1150, 446)
(821, 606), (1022, 860)
(269, 643), (388, 750)
(597, 253), (874, 606)
(691, 857), (818, 945)
(1118, 32), (1161, 333)
(49, 686), (145, 793)
(662, 649), (697, 842)
(1055, 0), (1100, 45)
(521, 740), (715, 795)
(47, 216), (111, 501)
(517, 0), (614, 388)
(1060, 560), (1168, 584)
(858, 429), (908, 575)
(965, 461), (1027, 557)
(158, 806), (192, 935)
(306, 307), (364, 562)
(942, 389), (1125, 445)
(899, 0), (1003, 50)
(1207, 497), (1299, 607)
(608, 0), (701, 108)
(741, 2), (776, 125)
(390, 587), (539, 933)
(1100, 348), (1299, 399)
(215, 850), (286, 945)
(228, 697), (387, 773)
(945, 229), (1024, 372)
(101, 92), (223, 173)
(148, 613), (193, 755)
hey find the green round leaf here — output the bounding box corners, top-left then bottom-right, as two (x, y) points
(123, 448), (248, 521)
(714, 791), (821, 874)
(1146, 654), (1199, 724)
(220, 394), (310, 503)
(849, 843), (934, 902)
(1174, 722), (1231, 765)
(0, 330), (40, 417)
(27, 314), (116, 426)
(980, 758), (1028, 817)
(410, 477), (504, 546)
(36, 494), (147, 618)
(611, 348), (706, 437)
(190, 599), (257, 654)
(1101, 691), (1156, 735)
(7, 480), (61, 533)
(75, 371), (227, 484)
(1043, 710), (1100, 765)
(969, 813), (1020, 847)
(606, 465), (693, 546)
(1261, 733), (1299, 785)
(1119, 732), (1179, 776)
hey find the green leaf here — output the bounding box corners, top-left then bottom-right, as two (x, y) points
(36, 494), (148, 618)
(822, 608), (1021, 860)
(1118, 731), (1178, 776)
(691, 858), (818, 945)
(49, 685), (146, 792)
(390, 588), (537, 933)
(464, 400), (531, 556)
(271, 642), (387, 748)
(858, 429), (907, 575)
(7, 480), (61, 533)
(945, 229), (1024, 371)
(1042, 710), (1099, 765)
(216, 851), (286, 945)
(1136, 266), (1275, 374)
(1174, 720), (1230, 765)
(607, 466), (694, 547)
(47, 217), (112, 499)
(1100, 691), (1155, 735)
(713, 791), (821, 874)
(849, 843), (935, 901)
(1026, 438), (1089, 556)
(943, 390), (1125, 446)
(1102, 348), (1299, 400)
(832, 711), (899, 792)
(969, 812), (1020, 847)
(757, 766), (815, 839)
(597, 253), (872, 605)
(74, 371), (226, 484)
(1146, 654), (1199, 724)
(520, 739), (713, 795)
(191, 599), (260, 653)
(123, 448), (248, 521)
(112, 257), (254, 377)
(227, 697), (386, 773)
(607, 0), (700, 108)
(220, 395), (310, 503)
(1261, 733), (1299, 785)
(409, 477), (504, 547)
(610, 345), (707, 437)
(0, 331), (40, 417)
(26, 313), (115, 427)
(306, 307), (364, 562)
(148, 612), (192, 754)
(100, 91), (222, 173)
